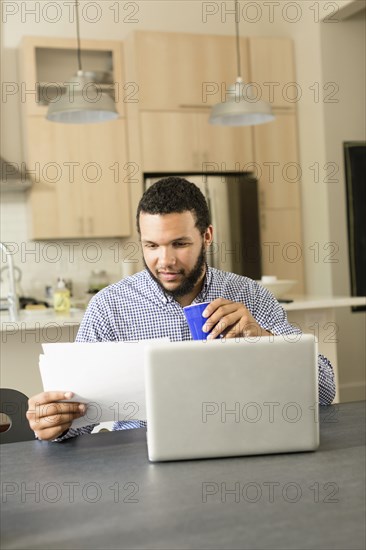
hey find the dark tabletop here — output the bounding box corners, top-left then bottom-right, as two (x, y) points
(1, 402), (365, 550)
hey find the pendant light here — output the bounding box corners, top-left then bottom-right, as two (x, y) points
(209, 0), (274, 127)
(47, 0), (118, 124)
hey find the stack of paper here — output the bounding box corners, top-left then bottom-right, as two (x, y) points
(39, 339), (168, 429)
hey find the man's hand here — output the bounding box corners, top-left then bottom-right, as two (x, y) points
(26, 391), (86, 441)
(202, 298), (271, 339)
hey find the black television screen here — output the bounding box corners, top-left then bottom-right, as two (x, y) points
(344, 142), (366, 311)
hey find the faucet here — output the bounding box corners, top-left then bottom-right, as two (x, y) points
(0, 242), (19, 322)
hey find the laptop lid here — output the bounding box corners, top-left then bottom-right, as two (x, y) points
(144, 334), (319, 461)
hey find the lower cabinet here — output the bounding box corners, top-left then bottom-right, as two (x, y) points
(26, 117), (131, 239)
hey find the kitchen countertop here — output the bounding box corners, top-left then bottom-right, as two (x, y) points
(282, 295), (366, 311)
(0, 308), (86, 332)
(1, 295), (364, 332)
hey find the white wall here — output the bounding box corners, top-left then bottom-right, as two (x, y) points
(320, 8), (366, 400)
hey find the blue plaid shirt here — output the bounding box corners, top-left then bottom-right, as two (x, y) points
(58, 267), (335, 440)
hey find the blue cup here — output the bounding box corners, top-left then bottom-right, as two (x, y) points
(183, 302), (214, 340)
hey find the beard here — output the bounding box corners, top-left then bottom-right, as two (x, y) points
(144, 242), (207, 300)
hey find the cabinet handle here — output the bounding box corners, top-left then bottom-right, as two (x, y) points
(88, 218), (93, 235)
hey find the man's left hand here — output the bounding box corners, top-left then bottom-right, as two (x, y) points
(202, 298), (271, 339)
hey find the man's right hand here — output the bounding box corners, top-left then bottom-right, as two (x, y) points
(26, 391), (86, 441)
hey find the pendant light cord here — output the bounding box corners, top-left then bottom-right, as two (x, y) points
(235, 0), (242, 80)
(75, 0), (82, 72)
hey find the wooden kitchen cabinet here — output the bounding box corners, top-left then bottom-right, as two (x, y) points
(253, 111), (301, 209)
(78, 120), (131, 238)
(259, 208), (305, 294)
(26, 117), (81, 239)
(200, 113), (254, 170)
(133, 31), (250, 110)
(134, 31), (303, 289)
(253, 111), (305, 291)
(20, 36), (125, 117)
(26, 117), (131, 239)
(248, 37), (296, 109)
(141, 111), (253, 172)
(21, 36), (131, 239)
(134, 32), (296, 111)
(21, 31), (303, 290)
(141, 111), (199, 172)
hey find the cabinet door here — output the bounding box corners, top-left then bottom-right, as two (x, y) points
(21, 36), (125, 118)
(141, 111), (254, 173)
(254, 112), (301, 209)
(140, 111), (199, 172)
(260, 208), (305, 294)
(26, 117), (84, 239)
(26, 117), (131, 239)
(79, 119), (131, 238)
(249, 37), (295, 108)
(199, 113), (254, 169)
(135, 32), (249, 110)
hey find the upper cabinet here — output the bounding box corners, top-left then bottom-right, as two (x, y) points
(20, 36), (131, 240)
(131, 32), (296, 111)
(248, 37), (296, 109)
(141, 111), (199, 172)
(129, 31), (303, 289)
(133, 31), (254, 173)
(201, 113), (254, 169)
(19, 30), (302, 289)
(141, 111), (254, 172)
(20, 36), (125, 117)
(132, 31), (249, 110)
(25, 117), (131, 240)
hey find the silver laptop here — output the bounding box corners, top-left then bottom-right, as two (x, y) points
(144, 334), (319, 461)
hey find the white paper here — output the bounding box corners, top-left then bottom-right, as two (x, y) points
(39, 339), (169, 429)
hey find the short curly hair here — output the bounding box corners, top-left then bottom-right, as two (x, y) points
(136, 177), (211, 234)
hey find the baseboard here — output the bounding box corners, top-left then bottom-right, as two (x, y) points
(339, 381), (366, 403)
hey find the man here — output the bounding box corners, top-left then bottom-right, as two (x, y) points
(27, 177), (336, 441)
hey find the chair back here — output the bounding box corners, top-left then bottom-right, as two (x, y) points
(0, 388), (35, 444)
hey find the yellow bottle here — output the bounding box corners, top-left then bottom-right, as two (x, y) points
(54, 278), (71, 313)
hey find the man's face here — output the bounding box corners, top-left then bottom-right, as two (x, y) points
(139, 211), (213, 302)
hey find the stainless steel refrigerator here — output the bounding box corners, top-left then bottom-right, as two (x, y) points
(144, 172), (261, 280)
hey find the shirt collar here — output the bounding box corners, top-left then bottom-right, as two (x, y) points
(143, 269), (171, 304)
(143, 265), (213, 306)
(192, 264), (213, 304)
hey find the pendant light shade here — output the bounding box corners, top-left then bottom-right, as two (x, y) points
(209, 1), (274, 127)
(47, 71), (118, 124)
(209, 78), (274, 127)
(46, 0), (118, 124)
